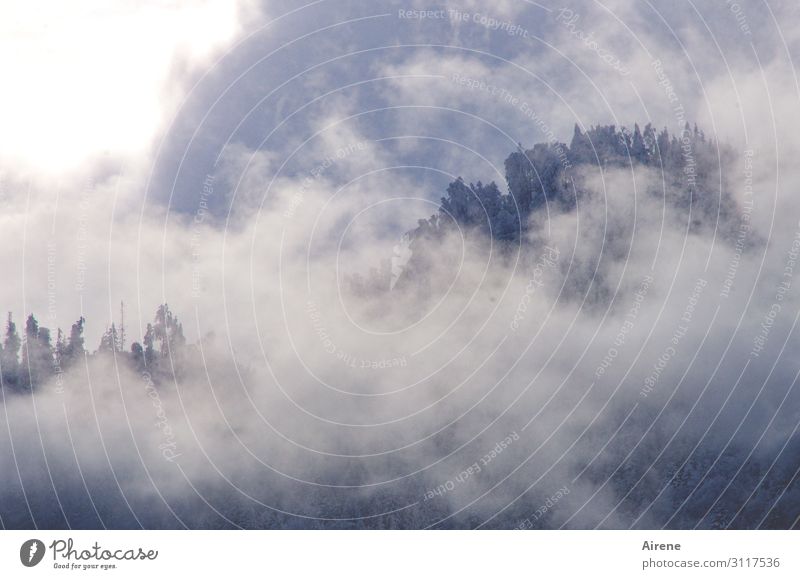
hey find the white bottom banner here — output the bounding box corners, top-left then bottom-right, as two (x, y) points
(0, 531), (796, 578)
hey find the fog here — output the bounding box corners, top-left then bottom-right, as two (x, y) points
(1, 0), (799, 529)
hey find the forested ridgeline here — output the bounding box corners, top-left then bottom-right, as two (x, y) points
(0, 304), (189, 394)
(3, 123), (737, 390)
(423, 122), (735, 240)
(352, 122), (738, 294)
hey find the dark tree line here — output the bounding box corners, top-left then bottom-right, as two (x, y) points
(0, 304), (186, 394)
(350, 122), (738, 295)
(416, 122), (733, 243)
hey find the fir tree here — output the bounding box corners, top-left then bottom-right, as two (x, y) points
(20, 314), (53, 391)
(1, 313), (21, 389)
(98, 323), (119, 353)
(63, 316), (85, 367)
(631, 123), (647, 163)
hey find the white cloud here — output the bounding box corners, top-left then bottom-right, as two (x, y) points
(0, 0), (254, 175)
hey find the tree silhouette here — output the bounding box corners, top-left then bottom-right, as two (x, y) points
(1, 313), (21, 390)
(98, 323), (120, 353)
(20, 314), (53, 392)
(63, 317), (85, 367)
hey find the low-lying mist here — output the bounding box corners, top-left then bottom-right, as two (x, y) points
(2, 124), (799, 529)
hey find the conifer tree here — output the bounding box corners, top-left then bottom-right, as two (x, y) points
(20, 314), (53, 390)
(631, 123), (647, 162)
(64, 316), (85, 367)
(1, 313), (21, 389)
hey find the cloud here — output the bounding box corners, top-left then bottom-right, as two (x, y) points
(0, 0), (258, 176)
(1, 0), (800, 529)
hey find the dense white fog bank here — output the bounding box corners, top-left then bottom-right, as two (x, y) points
(2, 138), (799, 529)
(2, 0), (800, 528)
